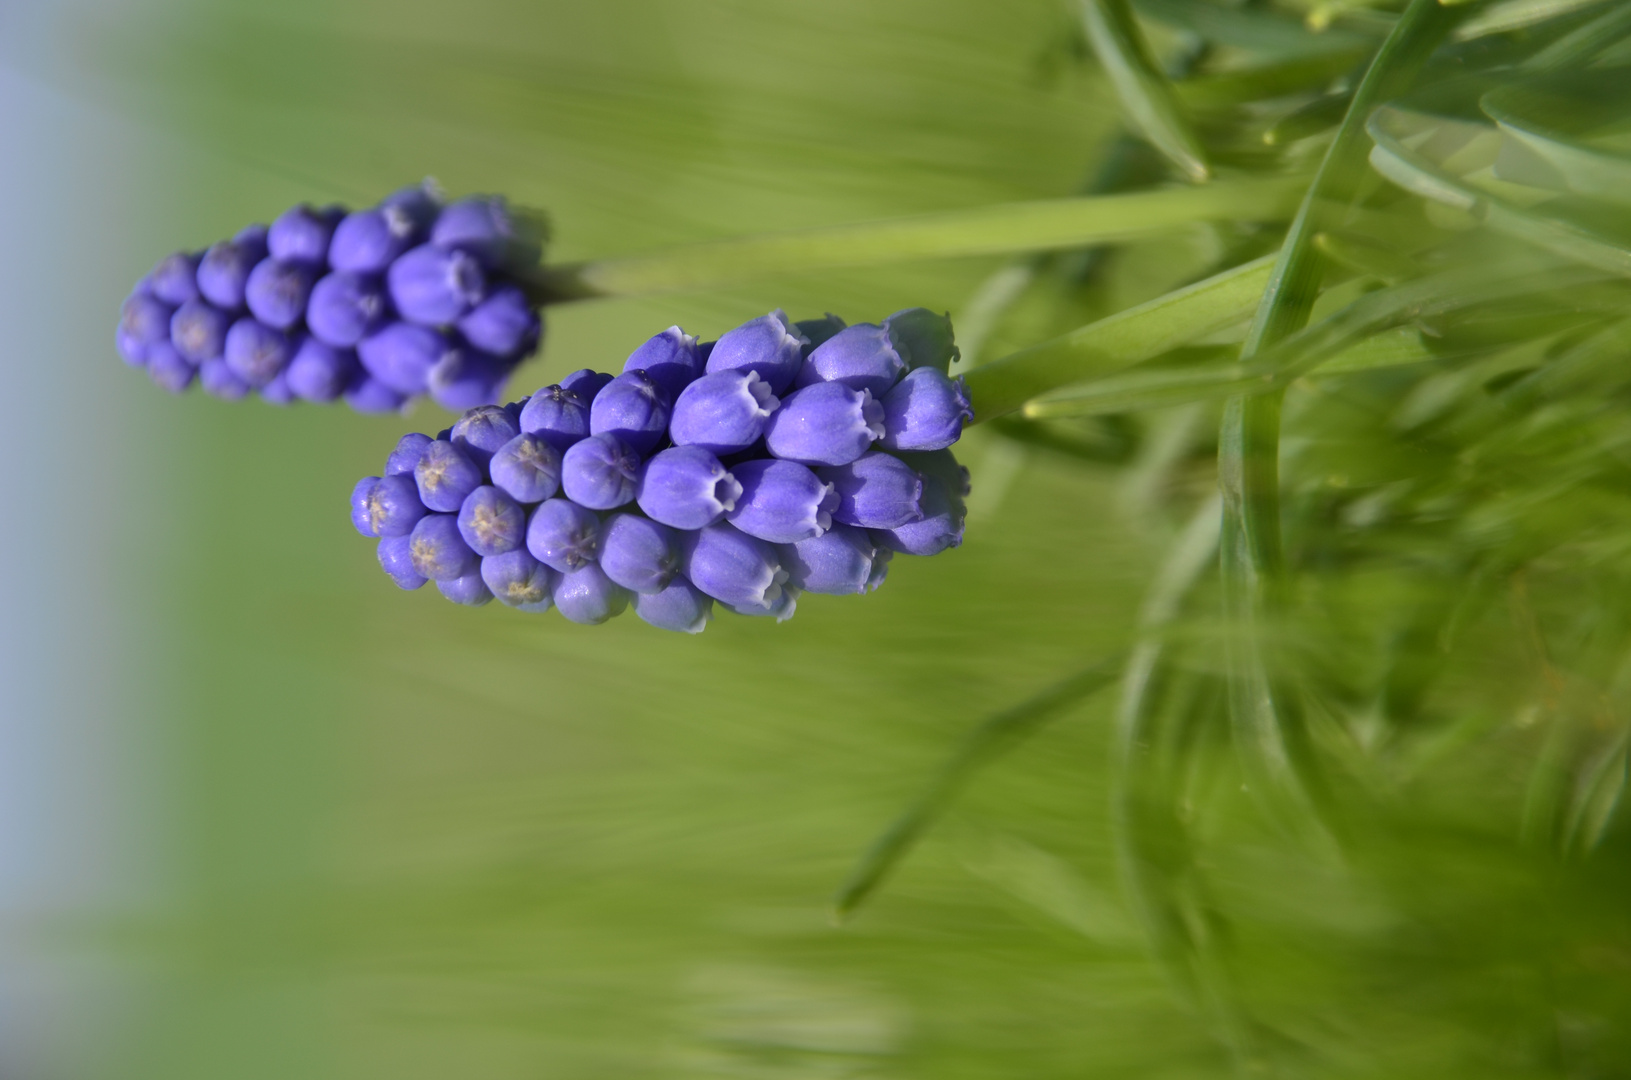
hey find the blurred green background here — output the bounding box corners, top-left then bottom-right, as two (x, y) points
(4, 1), (1627, 1077)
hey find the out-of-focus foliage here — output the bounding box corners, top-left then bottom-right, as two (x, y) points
(38, 0), (1631, 1076)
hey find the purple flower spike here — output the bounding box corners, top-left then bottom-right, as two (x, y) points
(669, 370), (779, 455)
(197, 236), (266, 310)
(385, 433), (433, 476)
(678, 523), (790, 611)
(170, 300), (230, 364)
(873, 472), (966, 556)
(724, 458), (837, 544)
(118, 291), (175, 366)
(344, 377), (408, 414)
(632, 577), (713, 633)
(795, 324), (906, 398)
(560, 369), (614, 400)
(307, 272), (387, 347)
(457, 485), (526, 556)
(883, 308), (959, 374)
(782, 524), (889, 594)
(817, 452), (923, 529)
(408, 513), (478, 581)
(589, 370), (671, 456)
(704, 309), (807, 394)
(526, 498), (602, 572)
(794, 313), (848, 353)
(351, 477), (382, 537)
(636, 446), (742, 530)
(140, 345), (188, 392)
(329, 206), (419, 273)
(457, 285), (540, 358)
(431, 195), (542, 271)
(428, 346), (511, 411)
(357, 322), (448, 395)
(624, 327), (702, 400)
(413, 439), (483, 513)
(387, 243), (486, 326)
(890, 448), (971, 498)
(482, 549), (556, 611)
(561, 433), (642, 510)
(365, 473), (428, 538)
(553, 562), (629, 625)
(148, 253), (200, 306)
(599, 513), (678, 594)
(223, 318), (291, 387)
(488, 434), (561, 504)
(437, 567), (494, 606)
(377, 534), (428, 591)
(286, 337), (360, 402)
(762, 382), (884, 467)
(450, 405), (521, 470)
(268, 204), (342, 265)
(878, 367), (972, 451)
(200, 359), (251, 400)
(244, 259), (316, 330)
(518, 385), (591, 452)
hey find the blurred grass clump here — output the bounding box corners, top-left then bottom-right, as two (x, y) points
(53, 0), (1631, 1076)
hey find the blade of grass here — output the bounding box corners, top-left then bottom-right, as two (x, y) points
(1080, 0), (1211, 182)
(1452, 0), (1612, 41)
(963, 253), (1278, 422)
(1219, 0), (1460, 835)
(832, 656), (1125, 923)
(530, 178), (1306, 302)
(1520, 0), (1631, 70)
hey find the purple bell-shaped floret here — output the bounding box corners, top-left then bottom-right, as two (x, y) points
(635, 446), (742, 530)
(481, 549), (556, 611)
(148, 253), (200, 306)
(632, 577), (714, 633)
(670, 370), (779, 455)
(385, 432), (434, 476)
(408, 513), (478, 581)
(170, 300), (230, 364)
(878, 367), (973, 451)
(307, 272), (388, 347)
(457, 285), (541, 358)
(704, 309), (807, 394)
(519, 384), (592, 453)
(623, 326), (703, 400)
(561, 433), (642, 510)
(794, 323), (906, 398)
(599, 513), (679, 594)
(244, 259), (316, 331)
(553, 562), (629, 625)
(816, 452), (923, 529)
(457, 485), (527, 556)
(387, 243), (486, 326)
(679, 524), (791, 613)
(377, 534), (428, 590)
(329, 205), (421, 274)
(197, 233), (267, 310)
(200, 359), (251, 400)
(488, 433), (561, 504)
(724, 459), (837, 544)
(589, 371), (672, 456)
(560, 368), (614, 400)
(223, 318), (292, 387)
(268, 204), (342, 265)
(873, 471), (965, 556)
(450, 404), (520, 470)
(525, 498), (602, 572)
(437, 567), (495, 606)
(413, 439), (484, 513)
(286, 337), (360, 402)
(118, 290), (175, 366)
(357, 322), (449, 396)
(762, 382), (884, 466)
(782, 525), (890, 594)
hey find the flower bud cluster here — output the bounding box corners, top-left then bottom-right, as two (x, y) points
(350, 310), (973, 632)
(116, 182), (545, 413)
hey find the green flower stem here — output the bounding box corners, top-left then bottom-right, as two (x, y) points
(1079, 0), (1210, 182)
(963, 254), (1278, 423)
(1218, 0), (1459, 828)
(526, 178), (1305, 302)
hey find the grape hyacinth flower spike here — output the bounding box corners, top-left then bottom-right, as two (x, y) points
(349, 310), (970, 631)
(118, 180), (548, 412)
